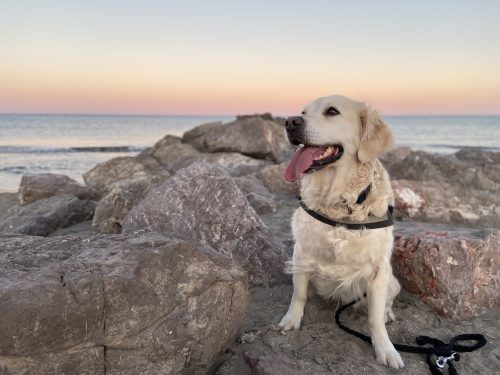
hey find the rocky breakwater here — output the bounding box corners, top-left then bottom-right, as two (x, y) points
(0, 114), (291, 374)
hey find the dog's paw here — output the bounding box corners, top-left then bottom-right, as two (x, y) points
(278, 309), (303, 331)
(374, 342), (404, 369)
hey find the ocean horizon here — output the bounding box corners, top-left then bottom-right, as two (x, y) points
(1, 113), (499, 192)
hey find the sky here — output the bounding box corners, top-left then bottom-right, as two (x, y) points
(1, 0), (499, 116)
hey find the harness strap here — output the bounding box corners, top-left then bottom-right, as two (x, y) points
(335, 295), (487, 374)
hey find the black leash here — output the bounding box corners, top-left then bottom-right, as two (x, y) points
(335, 296), (487, 374)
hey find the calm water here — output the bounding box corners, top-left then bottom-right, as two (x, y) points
(0, 114), (499, 192)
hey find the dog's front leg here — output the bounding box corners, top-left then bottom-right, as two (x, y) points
(279, 272), (309, 331)
(367, 263), (404, 369)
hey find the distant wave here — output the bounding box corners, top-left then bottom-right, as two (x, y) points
(0, 145), (146, 154)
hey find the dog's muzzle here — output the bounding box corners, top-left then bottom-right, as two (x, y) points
(284, 116), (304, 145)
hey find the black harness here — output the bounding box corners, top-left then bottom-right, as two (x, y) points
(298, 184), (394, 230)
(298, 184), (488, 374)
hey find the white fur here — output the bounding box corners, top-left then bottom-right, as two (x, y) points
(279, 95), (404, 369)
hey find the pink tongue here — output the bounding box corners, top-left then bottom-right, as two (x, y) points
(284, 146), (327, 182)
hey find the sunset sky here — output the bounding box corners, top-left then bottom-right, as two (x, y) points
(1, 0), (499, 115)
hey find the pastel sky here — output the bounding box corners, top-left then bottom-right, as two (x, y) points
(1, 0), (499, 115)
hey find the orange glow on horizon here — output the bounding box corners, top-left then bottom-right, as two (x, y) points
(2, 1), (499, 116)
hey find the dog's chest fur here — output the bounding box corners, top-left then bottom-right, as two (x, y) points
(289, 160), (394, 301)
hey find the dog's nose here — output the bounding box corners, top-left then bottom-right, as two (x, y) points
(285, 116), (304, 131)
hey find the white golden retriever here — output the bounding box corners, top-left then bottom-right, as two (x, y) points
(280, 95), (404, 369)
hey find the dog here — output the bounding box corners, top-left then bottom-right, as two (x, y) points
(279, 95), (404, 369)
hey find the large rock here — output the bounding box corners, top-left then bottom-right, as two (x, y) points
(141, 134), (181, 156)
(144, 140), (271, 177)
(92, 177), (155, 234)
(381, 147), (500, 192)
(0, 194), (95, 236)
(256, 163), (297, 198)
(234, 175), (280, 215)
(392, 179), (500, 228)
(123, 163), (288, 286)
(83, 154), (170, 196)
(18, 173), (98, 206)
(205, 153), (273, 177)
(0, 232), (248, 374)
(393, 222), (500, 318)
(182, 117), (292, 162)
(148, 142), (201, 169)
(0, 193), (18, 218)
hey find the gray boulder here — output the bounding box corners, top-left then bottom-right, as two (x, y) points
(92, 177), (156, 234)
(381, 147), (500, 192)
(123, 163), (288, 286)
(0, 232), (248, 374)
(182, 117), (292, 162)
(185, 152), (271, 177)
(256, 163), (298, 198)
(18, 173), (98, 206)
(142, 140), (271, 177)
(141, 134), (181, 156)
(393, 221), (500, 318)
(0, 193), (18, 218)
(83, 154), (170, 196)
(148, 142), (201, 168)
(392, 179), (500, 228)
(0, 194), (95, 236)
(234, 175), (280, 215)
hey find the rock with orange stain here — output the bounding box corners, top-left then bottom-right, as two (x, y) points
(393, 222), (500, 318)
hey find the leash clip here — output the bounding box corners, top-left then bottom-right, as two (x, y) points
(436, 352), (458, 368)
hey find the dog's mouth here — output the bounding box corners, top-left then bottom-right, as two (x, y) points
(284, 144), (344, 182)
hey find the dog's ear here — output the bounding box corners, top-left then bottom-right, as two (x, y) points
(358, 106), (394, 163)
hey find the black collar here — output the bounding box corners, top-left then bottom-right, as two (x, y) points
(298, 184), (394, 230)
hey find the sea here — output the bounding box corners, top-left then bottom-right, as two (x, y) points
(1, 114), (499, 192)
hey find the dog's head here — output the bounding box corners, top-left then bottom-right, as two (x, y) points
(284, 95), (393, 182)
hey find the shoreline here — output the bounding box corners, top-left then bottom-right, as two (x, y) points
(1, 144), (499, 194)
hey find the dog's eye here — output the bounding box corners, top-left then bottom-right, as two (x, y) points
(325, 107), (340, 116)
(301, 111), (306, 115)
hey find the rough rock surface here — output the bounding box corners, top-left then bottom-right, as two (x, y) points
(381, 147), (500, 192)
(233, 163), (297, 215)
(143, 140), (272, 177)
(49, 220), (93, 237)
(123, 162), (288, 286)
(234, 175), (281, 215)
(170, 152), (273, 177)
(83, 154), (170, 196)
(255, 163), (297, 198)
(392, 179), (500, 228)
(0, 232), (248, 375)
(18, 173), (97, 206)
(393, 222), (500, 318)
(141, 134), (181, 156)
(147, 142), (201, 169)
(0, 194), (95, 236)
(182, 117), (292, 162)
(215, 284), (499, 375)
(0, 192), (18, 216)
(92, 177), (155, 234)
